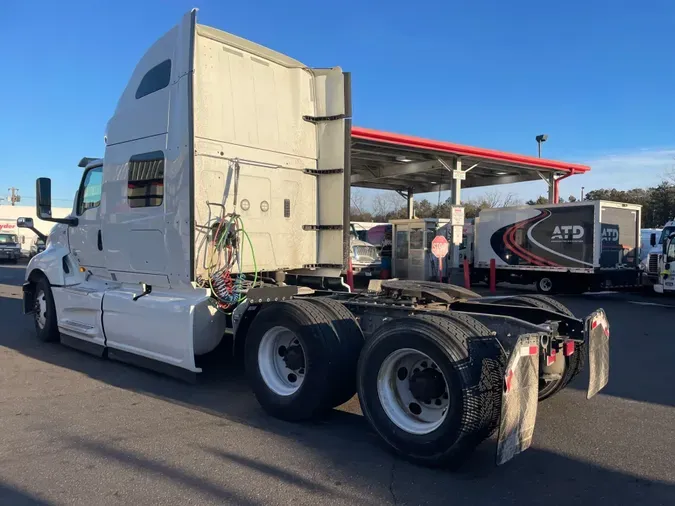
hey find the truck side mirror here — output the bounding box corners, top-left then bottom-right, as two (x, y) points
(17, 217), (34, 229)
(17, 216), (47, 242)
(650, 233), (656, 247)
(36, 178), (53, 220)
(34, 178), (78, 226)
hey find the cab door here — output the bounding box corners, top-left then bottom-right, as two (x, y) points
(69, 164), (107, 274)
(55, 163), (107, 347)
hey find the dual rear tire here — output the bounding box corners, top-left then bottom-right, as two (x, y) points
(245, 299), (503, 468)
(244, 298), (363, 421)
(357, 314), (503, 467)
(502, 295), (582, 400)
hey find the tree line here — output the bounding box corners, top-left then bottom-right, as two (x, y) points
(583, 183), (675, 227)
(350, 190), (579, 222)
(351, 181), (675, 228)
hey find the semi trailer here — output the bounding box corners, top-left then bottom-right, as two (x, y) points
(19, 9), (610, 468)
(463, 201), (641, 294)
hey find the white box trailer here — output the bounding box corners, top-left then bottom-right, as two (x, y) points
(468, 200), (641, 294)
(18, 9), (611, 469)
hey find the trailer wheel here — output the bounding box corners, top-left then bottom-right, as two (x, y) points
(34, 276), (59, 342)
(536, 276), (556, 294)
(304, 297), (364, 407)
(357, 314), (502, 468)
(245, 300), (342, 421)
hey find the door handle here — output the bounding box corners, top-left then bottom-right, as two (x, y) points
(97, 230), (103, 251)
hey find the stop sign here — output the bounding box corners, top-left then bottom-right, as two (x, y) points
(431, 235), (449, 259)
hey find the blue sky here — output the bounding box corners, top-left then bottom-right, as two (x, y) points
(1, 0), (674, 208)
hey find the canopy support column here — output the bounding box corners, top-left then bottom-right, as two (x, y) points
(407, 188), (414, 219)
(446, 157), (463, 285)
(548, 173), (556, 203)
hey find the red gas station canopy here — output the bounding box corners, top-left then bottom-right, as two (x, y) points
(350, 126), (590, 193)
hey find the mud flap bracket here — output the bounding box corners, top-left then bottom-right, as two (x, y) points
(496, 334), (540, 466)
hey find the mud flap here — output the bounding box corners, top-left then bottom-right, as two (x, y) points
(496, 334), (540, 466)
(586, 309), (610, 399)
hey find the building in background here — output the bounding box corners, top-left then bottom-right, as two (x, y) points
(0, 205), (72, 256)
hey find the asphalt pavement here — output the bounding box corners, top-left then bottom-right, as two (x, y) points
(1, 262), (674, 505)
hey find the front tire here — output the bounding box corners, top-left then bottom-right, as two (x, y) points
(34, 276), (59, 342)
(357, 314), (502, 468)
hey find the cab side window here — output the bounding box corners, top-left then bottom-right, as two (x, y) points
(135, 60), (172, 100)
(77, 166), (103, 215)
(127, 152), (165, 208)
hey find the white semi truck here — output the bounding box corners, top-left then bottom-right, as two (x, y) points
(642, 221), (675, 285)
(18, 9), (610, 468)
(650, 227), (675, 294)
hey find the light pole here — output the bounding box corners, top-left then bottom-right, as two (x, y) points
(581, 186), (585, 200)
(535, 134), (548, 158)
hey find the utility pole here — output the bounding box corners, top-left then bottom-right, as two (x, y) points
(8, 187), (21, 206)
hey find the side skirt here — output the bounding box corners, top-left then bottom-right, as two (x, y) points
(60, 334), (106, 358)
(60, 334), (198, 383)
(107, 347), (198, 384)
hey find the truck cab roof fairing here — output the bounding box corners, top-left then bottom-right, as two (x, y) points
(105, 10), (196, 147)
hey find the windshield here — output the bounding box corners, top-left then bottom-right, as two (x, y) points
(668, 240), (675, 261)
(0, 233), (18, 244)
(658, 227), (675, 245)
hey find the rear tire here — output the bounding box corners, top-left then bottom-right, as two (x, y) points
(245, 300), (343, 421)
(304, 297), (364, 408)
(34, 276), (59, 342)
(357, 314), (502, 468)
(503, 295), (581, 400)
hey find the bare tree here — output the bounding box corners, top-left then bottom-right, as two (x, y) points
(350, 189), (374, 221)
(481, 189), (503, 208)
(351, 190), (366, 214)
(501, 192), (522, 207)
(372, 192), (405, 220)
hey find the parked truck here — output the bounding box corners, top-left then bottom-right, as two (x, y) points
(647, 224), (675, 294)
(642, 221), (675, 284)
(462, 201), (641, 294)
(18, 9), (610, 468)
(348, 224), (382, 278)
(0, 229), (21, 263)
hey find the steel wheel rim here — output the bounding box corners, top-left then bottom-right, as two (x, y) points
(540, 278), (553, 292)
(377, 348), (450, 435)
(35, 289), (47, 329)
(258, 326), (306, 396)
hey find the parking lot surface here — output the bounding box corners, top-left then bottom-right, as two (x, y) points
(1, 262), (674, 505)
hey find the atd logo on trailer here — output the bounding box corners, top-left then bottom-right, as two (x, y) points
(601, 227), (619, 243)
(551, 225), (584, 242)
